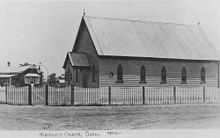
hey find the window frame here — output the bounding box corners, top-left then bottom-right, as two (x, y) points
(200, 67), (206, 84)
(116, 64), (123, 83)
(181, 67), (187, 84)
(139, 65), (146, 83)
(160, 66), (167, 84)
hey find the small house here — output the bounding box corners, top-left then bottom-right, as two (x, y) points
(0, 65), (43, 86)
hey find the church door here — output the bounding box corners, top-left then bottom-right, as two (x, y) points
(82, 70), (88, 88)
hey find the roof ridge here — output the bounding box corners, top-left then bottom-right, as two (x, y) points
(84, 16), (196, 27)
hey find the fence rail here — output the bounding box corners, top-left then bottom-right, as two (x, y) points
(1, 85), (220, 106)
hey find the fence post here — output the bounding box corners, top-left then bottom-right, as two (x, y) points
(5, 86), (7, 104)
(142, 86), (145, 105)
(28, 85), (32, 105)
(173, 86), (176, 104)
(203, 86), (205, 103)
(45, 84), (49, 106)
(71, 85), (75, 106)
(108, 86), (111, 105)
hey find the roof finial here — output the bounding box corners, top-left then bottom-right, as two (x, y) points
(198, 19), (200, 26)
(83, 9), (86, 17)
(7, 61), (10, 67)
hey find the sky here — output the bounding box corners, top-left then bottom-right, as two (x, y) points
(0, 0), (220, 77)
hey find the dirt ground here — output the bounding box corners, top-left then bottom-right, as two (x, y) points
(0, 103), (220, 130)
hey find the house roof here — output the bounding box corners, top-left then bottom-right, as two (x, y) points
(63, 52), (90, 68)
(0, 65), (36, 74)
(0, 74), (15, 78)
(83, 16), (220, 61)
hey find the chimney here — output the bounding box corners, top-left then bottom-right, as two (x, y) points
(7, 61), (10, 67)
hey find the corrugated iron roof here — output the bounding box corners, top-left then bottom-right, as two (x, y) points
(68, 52), (90, 67)
(0, 74), (15, 78)
(83, 16), (220, 61)
(0, 66), (35, 74)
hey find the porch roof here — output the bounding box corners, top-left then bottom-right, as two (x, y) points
(63, 52), (90, 68)
(25, 73), (41, 77)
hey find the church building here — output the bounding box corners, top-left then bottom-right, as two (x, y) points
(63, 16), (220, 88)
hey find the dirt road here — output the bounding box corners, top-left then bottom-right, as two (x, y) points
(0, 104), (220, 130)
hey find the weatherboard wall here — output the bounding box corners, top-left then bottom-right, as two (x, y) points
(99, 57), (219, 87)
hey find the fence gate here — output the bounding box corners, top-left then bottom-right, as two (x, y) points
(32, 86), (46, 105)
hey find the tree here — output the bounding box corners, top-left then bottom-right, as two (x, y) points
(47, 73), (57, 86)
(19, 62), (30, 67)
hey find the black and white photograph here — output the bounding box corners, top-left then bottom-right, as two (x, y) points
(0, 0), (220, 137)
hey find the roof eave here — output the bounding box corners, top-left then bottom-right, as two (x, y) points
(99, 55), (220, 62)
(63, 52), (73, 69)
(72, 17), (85, 52)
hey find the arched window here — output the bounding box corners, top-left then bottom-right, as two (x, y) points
(181, 67), (187, 84)
(76, 69), (78, 82)
(117, 64), (123, 83)
(161, 66), (167, 84)
(140, 65), (146, 83)
(201, 67), (205, 83)
(92, 65), (95, 82)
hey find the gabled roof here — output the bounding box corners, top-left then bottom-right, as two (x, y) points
(63, 52), (90, 68)
(82, 16), (219, 61)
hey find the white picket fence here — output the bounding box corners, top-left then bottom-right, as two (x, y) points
(205, 87), (220, 103)
(32, 86), (46, 105)
(73, 86), (220, 105)
(6, 86), (29, 105)
(75, 87), (109, 105)
(176, 87), (204, 104)
(48, 86), (71, 105)
(1, 85), (220, 105)
(145, 87), (174, 105)
(0, 87), (6, 103)
(111, 87), (143, 105)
